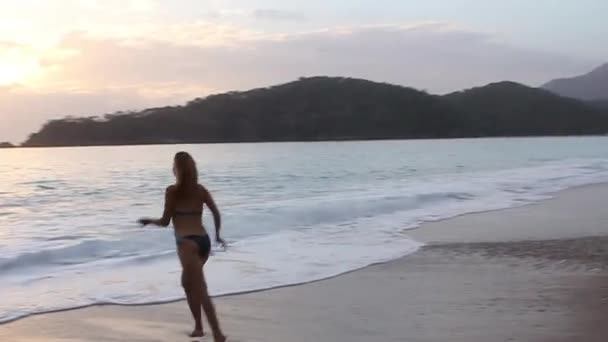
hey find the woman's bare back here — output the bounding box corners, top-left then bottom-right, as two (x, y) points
(168, 184), (210, 238)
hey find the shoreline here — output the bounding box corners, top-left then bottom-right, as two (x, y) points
(2, 183), (608, 341)
(0, 254), (411, 326)
(408, 182), (608, 244)
(1, 182), (608, 326)
(0, 182), (603, 327)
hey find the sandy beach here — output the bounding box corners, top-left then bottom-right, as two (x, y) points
(2, 184), (608, 342)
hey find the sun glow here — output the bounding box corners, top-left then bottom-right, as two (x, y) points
(0, 53), (39, 86)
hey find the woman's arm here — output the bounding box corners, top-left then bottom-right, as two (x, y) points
(138, 186), (175, 227)
(203, 186), (224, 245)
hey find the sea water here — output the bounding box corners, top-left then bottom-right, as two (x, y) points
(2, 137), (608, 323)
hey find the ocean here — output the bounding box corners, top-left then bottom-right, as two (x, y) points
(2, 137), (608, 323)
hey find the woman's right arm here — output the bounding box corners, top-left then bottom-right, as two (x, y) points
(138, 186), (175, 227)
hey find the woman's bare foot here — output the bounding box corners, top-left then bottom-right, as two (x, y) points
(189, 329), (205, 338)
(214, 333), (227, 342)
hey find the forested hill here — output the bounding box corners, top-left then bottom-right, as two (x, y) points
(22, 77), (608, 147)
(443, 81), (608, 136)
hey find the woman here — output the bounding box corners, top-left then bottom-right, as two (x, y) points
(138, 151), (227, 341)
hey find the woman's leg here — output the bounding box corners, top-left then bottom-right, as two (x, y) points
(178, 241), (204, 337)
(199, 269), (226, 342)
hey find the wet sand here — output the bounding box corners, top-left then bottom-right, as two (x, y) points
(2, 184), (608, 341)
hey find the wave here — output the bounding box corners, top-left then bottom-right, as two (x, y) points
(0, 219), (423, 325)
(0, 237), (172, 274)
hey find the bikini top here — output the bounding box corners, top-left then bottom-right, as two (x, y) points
(174, 208), (203, 217)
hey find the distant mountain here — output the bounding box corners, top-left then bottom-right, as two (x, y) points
(589, 99), (608, 110)
(444, 81), (608, 136)
(0, 142), (15, 148)
(542, 63), (608, 101)
(23, 77), (608, 147)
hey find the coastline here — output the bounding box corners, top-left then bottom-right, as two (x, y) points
(2, 183), (608, 341)
(407, 182), (608, 244)
(9, 134), (608, 149)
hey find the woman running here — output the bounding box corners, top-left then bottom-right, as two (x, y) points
(138, 151), (227, 341)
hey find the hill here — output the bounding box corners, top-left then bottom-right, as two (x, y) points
(589, 99), (608, 110)
(444, 81), (608, 136)
(542, 63), (608, 101)
(23, 77), (608, 147)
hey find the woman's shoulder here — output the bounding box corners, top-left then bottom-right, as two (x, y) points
(197, 183), (209, 194)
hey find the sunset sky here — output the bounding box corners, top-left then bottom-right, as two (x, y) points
(1, 0), (606, 142)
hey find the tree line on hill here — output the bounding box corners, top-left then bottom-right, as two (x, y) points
(20, 76), (608, 147)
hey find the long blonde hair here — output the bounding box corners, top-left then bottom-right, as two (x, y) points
(173, 151), (199, 198)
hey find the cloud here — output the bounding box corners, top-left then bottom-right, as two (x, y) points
(39, 22), (593, 92)
(0, 22), (596, 143)
(253, 9), (306, 21)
